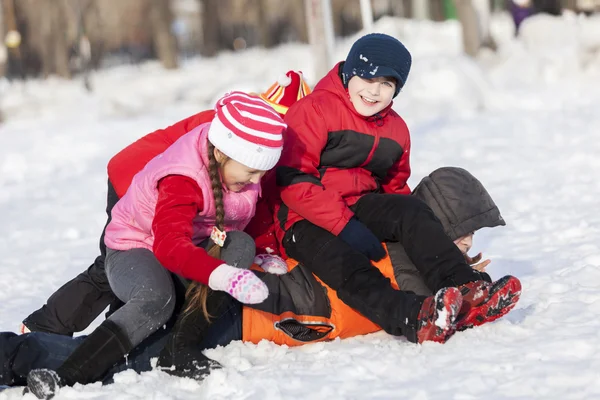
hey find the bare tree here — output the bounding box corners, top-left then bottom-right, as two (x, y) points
(430, 0), (447, 21)
(305, 0), (335, 79)
(0, 1), (6, 78)
(4, 0), (30, 78)
(412, 0), (430, 19)
(257, 0), (276, 48)
(70, 0), (95, 90)
(257, 0), (309, 47)
(6, 0), (71, 78)
(453, 0), (481, 57)
(199, 0), (221, 56)
(289, 0), (308, 43)
(149, 0), (179, 69)
(49, 1), (71, 78)
(36, 0), (71, 78)
(563, 0), (579, 11)
(454, 0), (497, 57)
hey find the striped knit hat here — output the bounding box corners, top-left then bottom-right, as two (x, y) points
(260, 70), (311, 116)
(208, 91), (287, 171)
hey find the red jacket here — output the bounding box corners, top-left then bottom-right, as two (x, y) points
(107, 110), (216, 198)
(105, 110), (222, 278)
(152, 175), (223, 283)
(274, 63), (411, 242)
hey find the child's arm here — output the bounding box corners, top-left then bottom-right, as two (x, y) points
(380, 121), (411, 195)
(152, 175), (223, 284)
(278, 101), (354, 235)
(153, 176), (269, 304)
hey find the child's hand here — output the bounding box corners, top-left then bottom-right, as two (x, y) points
(472, 259), (491, 272)
(254, 254), (288, 275)
(208, 264), (269, 304)
(464, 252), (491, 272)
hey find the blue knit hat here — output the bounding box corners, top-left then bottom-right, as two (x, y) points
(342, 33), (412, 98)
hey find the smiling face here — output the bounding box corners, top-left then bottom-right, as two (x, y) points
(347, 75), (396, 117)
(214, 148), (267, 192)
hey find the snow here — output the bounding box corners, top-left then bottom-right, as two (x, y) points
(2, 12), (600, 400)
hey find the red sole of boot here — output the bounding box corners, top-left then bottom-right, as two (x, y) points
(459, 276), (522, 330)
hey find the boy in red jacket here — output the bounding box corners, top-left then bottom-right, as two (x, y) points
(21, 71), (311, 336)
(275, 33), (521, 344)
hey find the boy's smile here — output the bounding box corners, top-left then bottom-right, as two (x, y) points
(361, 96), (378, 104)
(347, 76), (396, 117)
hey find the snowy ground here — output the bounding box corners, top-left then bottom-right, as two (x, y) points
(2, 12), (600, 400)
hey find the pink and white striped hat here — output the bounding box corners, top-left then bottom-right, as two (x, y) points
(208, 91), (287, 171)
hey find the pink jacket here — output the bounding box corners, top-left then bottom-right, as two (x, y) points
(104, 123), (259, 251)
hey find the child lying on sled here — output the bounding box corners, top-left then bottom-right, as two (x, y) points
(0, 166), (517, 389)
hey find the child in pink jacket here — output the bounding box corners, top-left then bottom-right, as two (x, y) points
(26, 92), (287, 399)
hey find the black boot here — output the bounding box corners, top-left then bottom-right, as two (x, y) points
(157, 290), (226, 380)
(27, 320), (132, 399)
(158, 345), (222, 381)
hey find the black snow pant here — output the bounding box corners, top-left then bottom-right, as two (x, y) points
(282, 193), (485, 342)
(23, 180), (122, 336)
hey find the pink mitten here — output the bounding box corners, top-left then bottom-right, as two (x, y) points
(254, 254), (288, 275)
(208, 264), (268, 304)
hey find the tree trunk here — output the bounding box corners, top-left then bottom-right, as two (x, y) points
(39, 0), (70, 78)
(0, 0), (7, 78)
(412, 0), (430, 19)
(453, 0), (481, 57)
(563, 0), (578, 11)
(52, 1), (71, 78)
(150, 0), (178, 69)
(430, 0), (446, 21)
(290, 0), (308, 43)
(257, 0), (275, 48)
(390, 0), (407, 17)
(199, 0), (221, 57)
(472, 0), (497, 51)
(305, 0), (333, 79)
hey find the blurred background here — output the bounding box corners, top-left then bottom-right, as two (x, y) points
(0, 0), (599, 125)
(0, 0), (598, 81)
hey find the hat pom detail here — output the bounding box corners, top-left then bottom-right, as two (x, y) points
(277, 73), (293, 87)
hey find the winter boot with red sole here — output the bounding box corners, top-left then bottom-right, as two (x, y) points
(456, 275), (522, 331)
(416, 287), (463, 344)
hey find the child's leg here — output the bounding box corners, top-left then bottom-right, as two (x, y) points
(27, 247), (176, 396)
(104, 327), (171, 381)
(104, 248), (176, 347)
(156, 231), (251, 378)
(283, 220), (427, 341)
(22, 259), (115, 336)
(385, 242), (433, 296)
(22, 180), (120, 335)
(0, 332), (85, 386)
(351, 194), (520, 330)
(352, 193), (486, 291)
